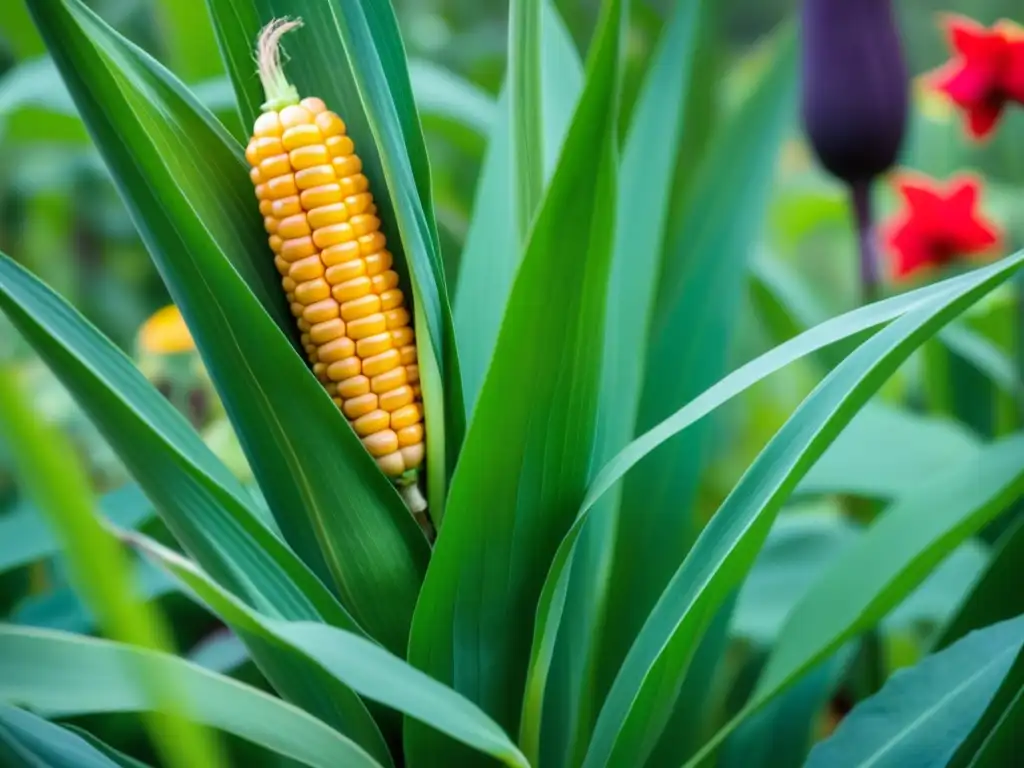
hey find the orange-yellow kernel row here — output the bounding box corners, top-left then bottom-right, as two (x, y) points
(246, 98), (423, 476)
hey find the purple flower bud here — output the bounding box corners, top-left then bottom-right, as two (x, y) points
(800, 0), (910, 185)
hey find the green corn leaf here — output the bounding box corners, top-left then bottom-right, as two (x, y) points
(155, 0), (225, 84)
(937, 513), (1024, 650)
(26, 0), (430, 654)
(0, 704), (134, 768)
(530, 0), (714, 761)
(206, 0), (464, 505)
(0, 368), (223, 768)
(407, 0), (622, 760)
(521, 259), (1024, 768)
(798, 402), (983, 499)
(0, 256), (390, 744)
(130, 532), (530, 768)
(600, 25), (798, 689)
(0, 483), (152, 576)
(586, 272), (1024, 768)
(0, 3), (44, 59)
(0, 254), (355, 632)
(805, 617), (1024, 768)
(947, 642), (1024, 768)
(689, 430), (1024, 765)
(453, 1), (582, 414)
(0, 626), (385, 768)
(508, 0), (543, 238)
(407, 59), (496, 137)
(64, 728), (155, 768)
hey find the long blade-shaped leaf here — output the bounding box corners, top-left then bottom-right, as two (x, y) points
(601, 27), (798, 683)
(130, 533), (530, 768)
(948, 642), (1024, 768)
(0, 626), (384, 768)
(407, 0), (623, 757)
(0, 705), (133, 768)
(588, 275), (1024, 768)
(0, 254), (353, 632)
(531, 0), (715, 761)
(453, 1), (582, 413)
(27, 0), (429, 653)
(509, 0), (543, 238)
(0, 369), (224, 768)
(206, 0), (464, 505)
(805, 617), (1024, 768)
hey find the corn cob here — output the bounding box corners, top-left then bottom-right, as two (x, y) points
(245, 18), (425, 510)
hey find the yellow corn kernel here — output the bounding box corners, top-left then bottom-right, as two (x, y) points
(325, 258), (365, 285)
(337, 375), (370, 399)
(290, 145), (329, 170)
(353, 409), (390, 437)
(294, 278), (330, 305)
(317, 336), (356, 364)
(371, 366), (407, 394)
(343, 393), (378, 419)
(289, 255), (324, 282)
(379, 289), (403, 311)
(341, 294), (381, 322)
(397, 423), (423, 447)
(309, 318), (346, 345)
(376, 452), (406, 476)
(327, 357), (361, 382)
(307, 203), (348, 229)
(348, 314), (387, 340)
(384, 308), (410, 330)
(391, 403), (422, 430)
(363, 430), (398, 457)
(313, 223), (354, 250)
(295, 165), (335, 190)
(248, 18), (425, 482)
(356, 332), (392, 358)
(332, 276), (372, 303)
(399, 345), (417, 365)
(401, 443), (424, 469)
(362, 349), (400, 378)
(380, 385), (414, 412)
(364, 251), (392, 275)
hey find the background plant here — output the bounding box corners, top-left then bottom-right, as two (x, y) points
(0, 0), (1022, 766)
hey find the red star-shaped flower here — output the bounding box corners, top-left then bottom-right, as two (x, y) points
(883, 173), (1001, 280)
(927, 15), (1024, 140)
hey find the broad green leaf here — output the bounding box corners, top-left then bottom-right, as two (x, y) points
(454, 1), (582, 413)
(798, 402), (983, 499)
(131, 533), (530, 768)
(523, 258), (1024, 768)
(0, 484), (151, 575)
(805, 617), (1024, 768)
(545, 251), (1024, 768)
(0, 3), (44, 58)
(533, 0), (714, 761)
(937, 513), (1024, 650)
(688, 431), (1024, 766)
(601, 26), (798, 685)
(0, 255), (355, 633)
(407, 0), (622, 758)
(731, 506), (858, 645)
(948, 643), (1024, 768)
(206, 0), (464, 502)
(884, 541), (989, 632)
(509, 0), (543, 238)
(0, 704), (129, 768)
(28, 0), (429, 653)
(65, 728), (154, 768)
(721, 648), (854, 768)
(187, 630), (250, 674)
(0, 368), (224, 768)
(0, 626), (384, 768)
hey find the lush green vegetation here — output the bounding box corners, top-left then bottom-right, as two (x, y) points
(0, 0), (1022, 766)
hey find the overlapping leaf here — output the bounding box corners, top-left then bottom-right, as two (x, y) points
(26, 0), (429, 654)
(407, 0), (623, 760)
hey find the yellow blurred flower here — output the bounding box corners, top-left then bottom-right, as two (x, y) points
(138, 304), (195, 355)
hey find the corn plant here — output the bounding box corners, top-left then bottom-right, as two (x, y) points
(0, 0), (1023, 766)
